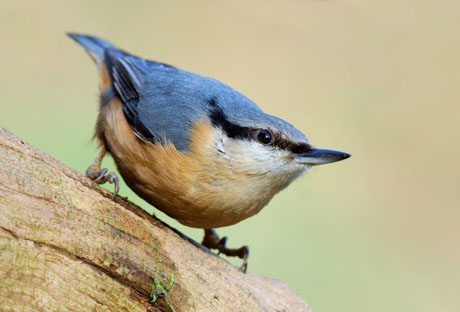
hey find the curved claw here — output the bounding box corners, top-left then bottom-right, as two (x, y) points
(107, 172), (120, 197)
(239, 246), (250, 273)
(202, 229), (250, 273)
(89, 169), (119, 197)
(86, 150), (120, 197)
(93, 168), (108, 183)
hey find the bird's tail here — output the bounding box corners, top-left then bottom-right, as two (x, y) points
(68, 33), (130, 99)
(68, 33), (116, 65)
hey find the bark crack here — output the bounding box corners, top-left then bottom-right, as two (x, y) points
(0, 224), (151, 301)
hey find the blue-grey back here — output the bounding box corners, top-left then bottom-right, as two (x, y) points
(120, 55), (308, 151)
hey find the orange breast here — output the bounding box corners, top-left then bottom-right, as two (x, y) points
(97, 98), (274, 228)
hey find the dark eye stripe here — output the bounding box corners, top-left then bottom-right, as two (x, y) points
(208, 97), (311, 154)
(277, 138), (311, 154)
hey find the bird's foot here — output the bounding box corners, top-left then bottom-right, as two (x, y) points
(202, 229), (249, 273)
(86, 150), (119, 198)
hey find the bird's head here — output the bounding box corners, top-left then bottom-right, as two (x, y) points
(205, 96), (350, 189)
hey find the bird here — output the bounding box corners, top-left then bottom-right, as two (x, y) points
(68, 33), (350, 272)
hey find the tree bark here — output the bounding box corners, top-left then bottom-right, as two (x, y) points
(0, 126), (311, 312)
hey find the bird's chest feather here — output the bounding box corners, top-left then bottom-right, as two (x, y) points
(97, 99), (288, 228)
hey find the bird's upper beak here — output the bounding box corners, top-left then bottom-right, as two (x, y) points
(294, 148), (351, 165)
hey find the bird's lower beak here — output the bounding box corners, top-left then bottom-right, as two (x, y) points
(295, 148), (351, 165)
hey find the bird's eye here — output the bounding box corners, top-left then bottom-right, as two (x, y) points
(256, 129), (273, 145)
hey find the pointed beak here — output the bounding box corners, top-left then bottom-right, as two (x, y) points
(294, 148), (351, 165)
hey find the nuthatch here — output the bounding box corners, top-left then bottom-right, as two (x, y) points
(69, 33), (350, 272)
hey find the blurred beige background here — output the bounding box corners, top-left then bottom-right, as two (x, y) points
(1, 1), (459, 311)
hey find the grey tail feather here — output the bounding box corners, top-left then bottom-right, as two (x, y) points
(67, 32), (116, 63)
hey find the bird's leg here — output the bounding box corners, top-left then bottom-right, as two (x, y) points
(202, 229), (250, 273)
(86, 146), (120, 197)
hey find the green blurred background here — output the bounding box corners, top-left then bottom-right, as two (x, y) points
(1, 1), (459, 311)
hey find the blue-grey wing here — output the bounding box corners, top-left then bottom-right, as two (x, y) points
(107, 53), (202, 151)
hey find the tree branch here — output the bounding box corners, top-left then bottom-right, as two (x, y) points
(0, 126), (311, 312)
